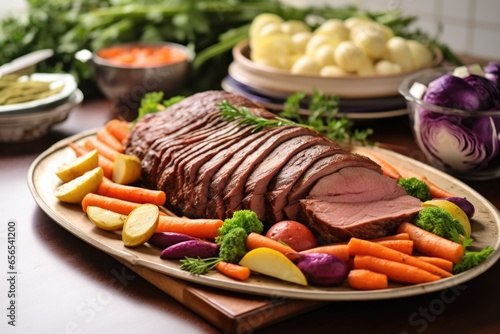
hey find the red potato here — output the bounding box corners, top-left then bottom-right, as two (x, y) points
(265, 220), (318, 252)
(160, 239), (219, 259)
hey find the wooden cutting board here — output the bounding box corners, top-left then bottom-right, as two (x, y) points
(115, 256), (328, 333)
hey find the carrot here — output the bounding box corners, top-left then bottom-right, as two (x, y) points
(105, 119), (130, 143)
(348, 269), (388, 290)
(376, 240), (414, 255)
(355, 149), (402, 180)
(97, 178), (166, 206)
(353, 255), (441, 284)
(215, 261), (251, 281)
(96, 128), (124, 153)
(156, 215), (223, 239)
(84, 137), (120, 161)
(397, 222), (464, 264)
(395, 165), (455, 198)
(348, 237), (452, 278)
(414, 256), (454, 273)
(82, 193), (143, 215)
(299, 244), (350, 262)
(68, 142), (114, 179)
(245, 232), (297, 255)
(369, 233), (410, 242)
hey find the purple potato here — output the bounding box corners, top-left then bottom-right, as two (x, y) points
(148, 232), (197, 249)
(160, 239), (219, 259)
(287, 252), (348, 286)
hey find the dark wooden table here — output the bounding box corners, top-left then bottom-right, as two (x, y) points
(1, 98), (499, 334)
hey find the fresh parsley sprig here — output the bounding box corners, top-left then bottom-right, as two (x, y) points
(134, 92), (185, 123)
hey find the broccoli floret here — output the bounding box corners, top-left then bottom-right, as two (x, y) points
(398, 177), (432, 201)
(217, 210), (264, 238)
(413, 206), (466, 242)
(218, 227), (248, 263)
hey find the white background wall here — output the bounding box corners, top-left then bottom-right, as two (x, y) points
(1, 0), (499, 60)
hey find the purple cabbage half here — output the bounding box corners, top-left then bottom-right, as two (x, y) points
(415, 109), (499, 171)
(414, 69), (500, 172)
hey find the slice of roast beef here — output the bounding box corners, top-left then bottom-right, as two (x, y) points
(283, 152), (381, 220)
(222, 126), (315, 218)
(265, 144), (344, 223)
(299, 167), (423, 242)
(241, 135), (330, 220)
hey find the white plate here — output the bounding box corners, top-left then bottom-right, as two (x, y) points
(28, 131), (500, 301)
(232, 40), (442, 99)
(0, 73), (77, 115)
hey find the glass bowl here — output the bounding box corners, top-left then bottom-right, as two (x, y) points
(399, 67), (500, 180)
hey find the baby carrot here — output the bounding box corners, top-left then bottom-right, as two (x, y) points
(245, 232), (297, 255)
(369, 233), (410, 242)
(348, 237), (452, 278)
(353, 255), (441, 284)
(396, 165), (455, 198)
(84, 137), (120, 161)
(96, 128), (124, 153)
(68, 142), (114, 179)
(355, 149), (402, 180)
(376, 240), (414, 255)
(97, 178), (166, 206)
(397, 222), (464, 264)
(299, 244), (350, 262)
(105, 119), (130, 143)
(414, 256), (454, 273)
(348, 269), (388, 290)
(156, 215), (223, 239)
(82, 192), (143, 215)
(215, 261), (251, 281)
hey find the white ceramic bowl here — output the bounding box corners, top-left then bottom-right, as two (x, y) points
(0, 89), (83, 142)
(232, 40), (442, 99)
(399, 67), (500, 180)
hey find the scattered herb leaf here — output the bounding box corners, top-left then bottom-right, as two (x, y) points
(134, 92), (185, 123)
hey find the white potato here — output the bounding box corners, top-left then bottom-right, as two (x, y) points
(305, 34), (341, 55)
(351, 23), (387, 59)
(385, 36), (413, 72)
(320, 65), (347, 77)
(281, 20), (310, 35)
(291, 55), (321, 75)
(315, 18), (350, 41)
(312, 44), (336, 67)
(249, 13), (283, 38)
(357, 57), (376, 76)
(406, 40), (433, 70)
(334, 41), (367, 73)
(374, 59), (402, 75)
(291, 31), (312, 54)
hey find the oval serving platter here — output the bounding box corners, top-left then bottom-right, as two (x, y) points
(27, 130), (500, 301)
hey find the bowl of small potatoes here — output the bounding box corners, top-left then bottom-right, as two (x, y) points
(231, 13), (442, 99)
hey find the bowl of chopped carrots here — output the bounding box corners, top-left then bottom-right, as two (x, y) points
(76, 42), (194, 116)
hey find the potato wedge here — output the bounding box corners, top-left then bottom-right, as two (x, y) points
(56, 149), (99, 182)
(112, 153), (142, 185)
(87, 205), (127, 231)
(122, 204), (159, 247)
(54, 166), (103, 203)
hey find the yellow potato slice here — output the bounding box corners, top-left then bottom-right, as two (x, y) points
(422, 199), (472, 237)
(86, 205), (127, 231)
(54, 166), (103, 203)
(56, 149), (99, 182)
(239, 247), (308, 286)
(122, 204), (159, 247)
(112, 153), (142, 185)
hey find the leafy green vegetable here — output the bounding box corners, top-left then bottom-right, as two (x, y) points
(180, 210), (264, 274)
(452, 246), (494, 274)
(397, 177), (432, 201)
(135, 92), (185, 123)
(280, 91), (373, 145)
(413, 206), (466, 242)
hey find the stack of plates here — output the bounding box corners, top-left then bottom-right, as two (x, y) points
(0, 73), (82, 142)
(223, 41), (438, 120)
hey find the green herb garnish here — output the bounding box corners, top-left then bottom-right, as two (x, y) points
(219, 90), (373, 145)
(134, 92), (185, 123)
(218, 100), (309, 132)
